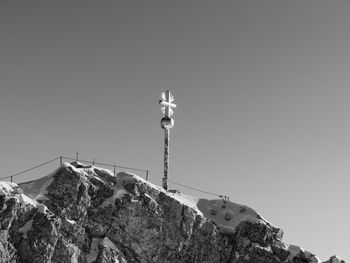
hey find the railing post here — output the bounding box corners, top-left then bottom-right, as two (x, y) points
(10, 176), (13, 182)
(146, 170), (149, 181)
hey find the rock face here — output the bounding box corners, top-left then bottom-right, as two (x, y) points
(0, 162), (345, 263)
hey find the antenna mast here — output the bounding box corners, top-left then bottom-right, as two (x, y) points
(159, 90), (176, 190)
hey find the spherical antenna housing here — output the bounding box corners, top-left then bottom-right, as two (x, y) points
(161, 117), (174, 130)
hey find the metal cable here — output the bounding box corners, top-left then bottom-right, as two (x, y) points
(61, 156), (148, 172)
(0, 156), (224, 199)
(168, 179), (220, 197)
(0, 157), (60, 180)
(148, 171), (221, 197)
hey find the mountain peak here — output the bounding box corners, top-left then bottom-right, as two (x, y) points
(0, 162), (345, 262)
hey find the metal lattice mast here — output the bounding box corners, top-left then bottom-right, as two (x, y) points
(159, 90), (176, 190)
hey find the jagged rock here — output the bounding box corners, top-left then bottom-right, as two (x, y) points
(0, 182), (60, 263)
(0, 162), (345, 263)
(95, 237), (128, 263)
(326, 256), (346, 263)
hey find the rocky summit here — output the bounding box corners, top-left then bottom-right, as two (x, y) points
(0, 162), (345, 263)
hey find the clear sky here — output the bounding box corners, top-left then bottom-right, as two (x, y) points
(1, 1), (349, 261)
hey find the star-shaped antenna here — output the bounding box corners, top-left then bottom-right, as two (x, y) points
(159, 90), (177, 117)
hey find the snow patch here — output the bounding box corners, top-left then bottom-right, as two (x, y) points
(19, 193), (50, 214)
(196, 199), (260, 233)
(309, 255), (322, 263)
(63, 162), (82, 173)
(102, 186), (128, 207)
(66, 219), (76, 225)
(274, 241), (288, 250)
(69, 244), (80, 263)
(118, 171), (164, 193)
(254, 243), (272, 252)
(0, 182), (50, 213)
(0, 182), (19, 196)
(86, 237), (102, 263)
(101, 237), (118, 251)
(92, 166), (115, 178)
(20, 194), (38, 207)
(169, 192), (202, 215)
(102, 172), (143, 207)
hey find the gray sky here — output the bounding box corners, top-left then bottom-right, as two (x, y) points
(1, 1), (349, 261)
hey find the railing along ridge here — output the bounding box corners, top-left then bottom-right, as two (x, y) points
(0, 155), (225, 198)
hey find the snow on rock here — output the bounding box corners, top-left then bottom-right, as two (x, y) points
(325, 256), (346, 263)
(101, 186), (128, 207)
(19, 193), (38, 207)
(304, 250), (321, 263)
(86, 238), (102, 263)
(6, 184), (50, 213)
(69, 162), (115, 180)
(19, 162), (94, 200)
(66, 218), (77, 225)
(110, 171), (202, 214)
(197, 198), (261, 233)
(274, 240), (289, 250)
(0, 181), (22, 196)
(99, 237), (128, 263)
(18, 194), (50, 214)
(29, 163), (268, 235)
(286, 244), (322, 263)
(0, 181), (46, 211)
(5, 162), (343, 263)
(101, 173), (131, 207)
(309, 254), (322, 263)
(68, 244), (80, 263)
(169, 191), (202, 215)
(100, 237), (118, 252)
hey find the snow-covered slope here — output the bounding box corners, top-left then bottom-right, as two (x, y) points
(0, 162), (344, 263)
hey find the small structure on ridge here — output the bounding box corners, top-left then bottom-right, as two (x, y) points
(159, 90), (176, 190)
